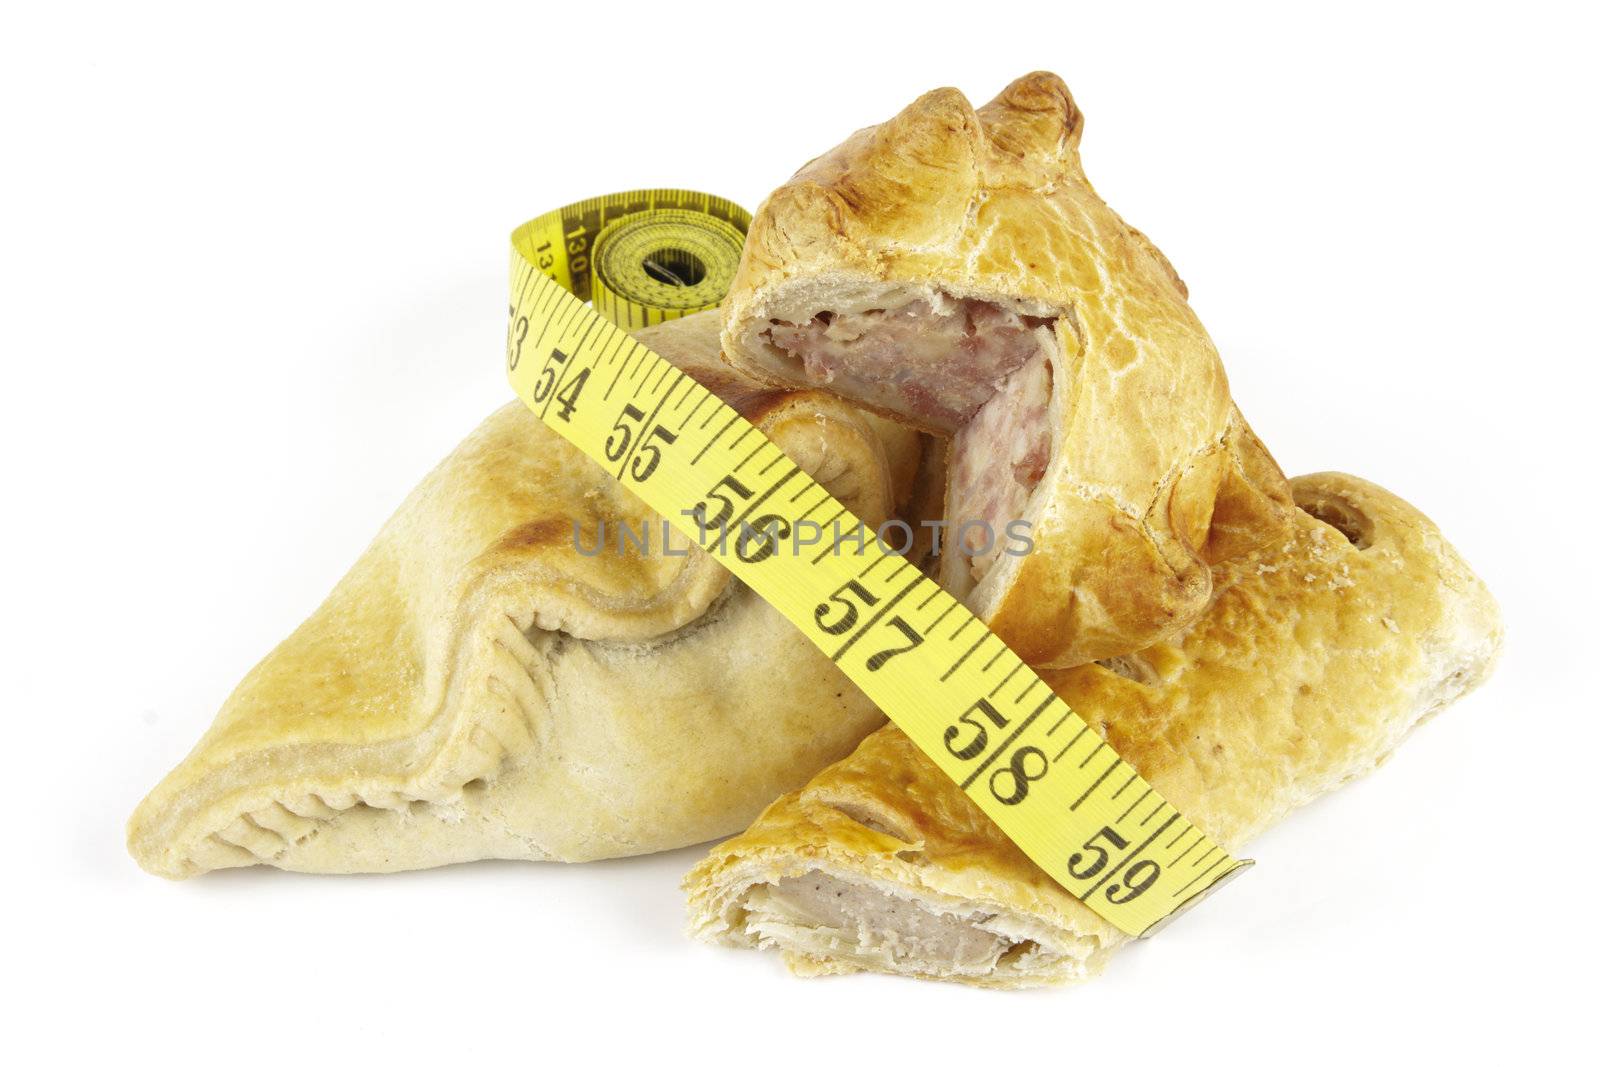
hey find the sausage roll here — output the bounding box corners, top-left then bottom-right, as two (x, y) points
(720, 72), (1293, 667)
(684, 473), (1502, 987)
(128, 312), (922, 878)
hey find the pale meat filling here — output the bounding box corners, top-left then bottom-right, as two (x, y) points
(765, 298), (1053, 433)
(764, 298), (1055, 587)
(947, 353), (1052, 584)
(746, 871), (1041, 976)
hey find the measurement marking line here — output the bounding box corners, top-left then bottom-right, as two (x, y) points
(981, 645), (1008, 672)
(1045, 708), (1076, 737)
(1084, 813), (1180, 900)
(699, 402), (724, 430)
(940, 632), (993, 682)
(677, 392), (709, 430)
(789, 479), (820, 503)
(1167, 825), (1193, 852)
(986, 661), (1025, 697)
(917, 586), (945, 611)
(1069, 754), (1119, 812)
(1077, 739), (1107, 770)
(959, 694), (1057, 790)
(1118, 785), (1153, 822)
(565, 312), (603, 359)
(509, 270), (534, 322)
(1188, 845), (1218, 870)
(691, 412), (741, 465)
(510, 263), (534, 308)
(536, 278), (562, 315)
(530, 288), (577, 352)
(725, 425), (756, 457)
(858, 552), (893, 579)
(946, 616), (975, 644)
(1012, 676), (1041, 706)
(1175, 855), (1229, 898)
(1172, 837), (1203, 865)
(528, 298), (575, 365)
(731, 436), (769, 472)
(808, 509), (850, 563)
(1140, 802), (1168, 828)
(632, 355), (670, 397)
(592, 331), (627, 375)
(830, 568), (922, 664)
(870, 560), (917, 600)
(603, 344), (639, 401)
(923, 601), (959, 634)
(1111, 767), (1141, 801)
(730, 468), (800, 529)
(757, 452), (786, 476)
(793, 497), (830, 524)
(517, 273), (550, 323)
(1051, 725), (1089, 762)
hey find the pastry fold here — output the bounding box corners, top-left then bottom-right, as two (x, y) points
(719, 72), (1293, 668)
(128, 312), (922, 878)
(685, 473), (1502, 987)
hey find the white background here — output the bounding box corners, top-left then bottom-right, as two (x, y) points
(4, 2), (1595, 1062)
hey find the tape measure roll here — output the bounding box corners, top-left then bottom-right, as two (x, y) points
(510, 190), (750, 330)
(506, 193), (1250, 938)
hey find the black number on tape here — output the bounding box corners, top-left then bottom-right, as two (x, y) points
(534, 347), (568, 403)
(508, 315), (529, 370)
(735, 516), (790, 563)
(553, 368), (588, 422)
(865, 617), (923, 671)
(606, 404), (644, 462)
(990, 746), (1048, 805)
(815, 579), (879, 636)
(1067, 826), (1130, 880)
(1105, 860), (1162, 904)
(630, 425), (677, 482)
(943, 698), (1011, 761)
(694, 475), (754, 531)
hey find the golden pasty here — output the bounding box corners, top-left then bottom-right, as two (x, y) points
(719, 71), (1293, 668)
(128, 312), (922, 878)
(685, 473), (1502, 987)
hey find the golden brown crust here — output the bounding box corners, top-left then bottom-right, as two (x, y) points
(685, 473), (1503, 987)
(720, 72), (1291, 667)
(127, 312), (905, 878)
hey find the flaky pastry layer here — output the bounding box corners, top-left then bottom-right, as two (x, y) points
(720, 72), (1293, 667)
(686, 474), (1502, 987)
(128, 313), (921, 878)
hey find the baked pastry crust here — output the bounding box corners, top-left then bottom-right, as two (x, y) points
(719, 72), (1293, 667)
(685, 473), (1503, 987)
(127, 312), (919, 878)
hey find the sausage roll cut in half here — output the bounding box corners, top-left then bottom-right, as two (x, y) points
(721, 71), (1293, 667)
(685, 473), (1502, 987)
(128, 312), (924, 878)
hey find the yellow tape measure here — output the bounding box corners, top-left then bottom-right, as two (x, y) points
(509, 190), (749, 331)
(507, 191), (1249, 937)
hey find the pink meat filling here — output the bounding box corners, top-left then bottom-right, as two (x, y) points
(764, 297), (1055, 588)
(765, 299), (1053, 433)
(947, 354), (1052, 583)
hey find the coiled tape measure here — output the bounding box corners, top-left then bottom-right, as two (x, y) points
(507, 190), (1249, 937)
